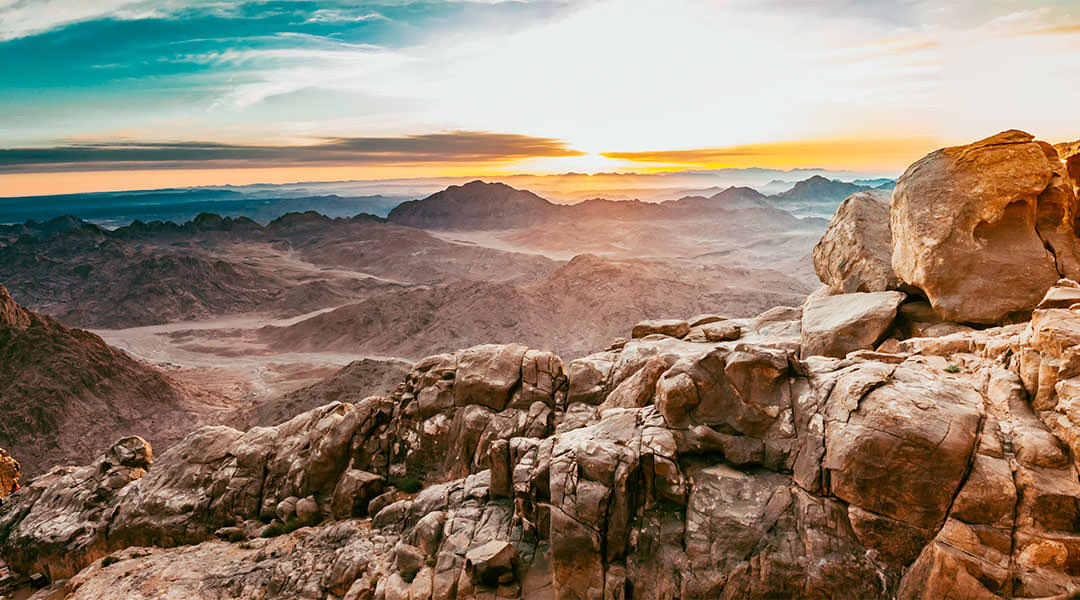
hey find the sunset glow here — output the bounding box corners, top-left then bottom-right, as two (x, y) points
(3, 0), (1080, 196)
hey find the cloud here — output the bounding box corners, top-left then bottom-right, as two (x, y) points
(0, 0), (204, 41)
(0, 131), (585, 172)
(601, 136), (943, 171)
(306, 9), (388, 24)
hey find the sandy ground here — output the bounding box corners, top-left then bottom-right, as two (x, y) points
(93, 308), (410, 405)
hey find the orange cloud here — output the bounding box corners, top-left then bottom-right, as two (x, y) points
(601, 136), (945, 172)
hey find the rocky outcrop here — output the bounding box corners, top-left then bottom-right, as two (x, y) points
(10, 135), (1080, 599)
(6, 291), (1080, 599)
(813, 190), (901, 293)
(891, 130), (1080, 324)
(1056, 139), (1080, 194)
(630, 319), (690, 339)
(0, 449), (18, 499)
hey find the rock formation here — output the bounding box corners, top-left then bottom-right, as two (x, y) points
(4, 281), (1080, 599)
(0, 449), (18, 499)
(800, 289), (905, 358)
(813, 189), (900, 293)
(7, 132), (1080, 599)
(1056, 139), (1080, 194)
(891, 130), (1080, 324)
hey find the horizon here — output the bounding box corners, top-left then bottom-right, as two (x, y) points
(0, 166), (887, 201)
(4, 1), (1080, 196)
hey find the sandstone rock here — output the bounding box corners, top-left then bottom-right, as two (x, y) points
(0, 448), (19, 499)
(654, 345), (794, 436)
(295, 495), (320, 521)
(823, 362), (983, 529)
(700, 321), (741, 341)
(464, 540), (518, 585)
(1055, 138), (1080, 193)
(566, 352), (616, 405)
(1037, 279), (1080, 309)
(453, 344), (529, 411)
(520, 349), (567, 408)
(331, 469), (385, 519)
(598, 357), (667, 411)
(275, 496), (298, 522)
(688, 314), (726, 327)
(630, 319), (690, 339)
(813, 190), (901, 293)
(800, 291), (905, 358)
(0, 437), (153, 579)
(394, 543), (425, 580)
(891, 130), (1080, 323)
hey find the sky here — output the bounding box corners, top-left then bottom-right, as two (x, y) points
(2, 0), (1080, 196)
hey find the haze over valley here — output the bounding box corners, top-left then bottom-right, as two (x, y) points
(0, 175), (873, 422)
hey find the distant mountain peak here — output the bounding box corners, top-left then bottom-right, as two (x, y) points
(775, 175), (869, 200)
(387, 180), (558, 229)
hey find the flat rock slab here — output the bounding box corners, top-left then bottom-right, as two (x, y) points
(801, 291), (905, 358)
(631, 319), (690, 339)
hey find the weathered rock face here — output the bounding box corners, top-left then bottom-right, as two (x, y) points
(1056, 139), (1080, 194)
(800, 290), (905, 358)
(891, 130), (1080, 324)
(813, 190), (901, 293)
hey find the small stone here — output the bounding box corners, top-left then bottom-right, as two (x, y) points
(295, 496), (320, 522)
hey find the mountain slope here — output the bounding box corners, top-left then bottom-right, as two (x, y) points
(0, 285), (200, 475)
(238, 357), (411, 428)
(258, 253), (811, 359)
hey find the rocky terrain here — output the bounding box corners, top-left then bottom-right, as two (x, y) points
(3, 129), (1080, 599)
(0, 178), (823, 417)
(0, 285), (208, 476)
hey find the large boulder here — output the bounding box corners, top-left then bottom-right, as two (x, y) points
(891, 130), (1080, 324)
(813, 190), (901, 293)
(800, 291), (905, 358)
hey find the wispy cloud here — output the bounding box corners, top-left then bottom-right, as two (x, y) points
(0, 0), (212, 41)
(306, 9), (388, 24)
(0, 131), (585, 172)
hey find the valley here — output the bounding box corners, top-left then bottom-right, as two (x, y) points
(0, 179), (839, 421)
